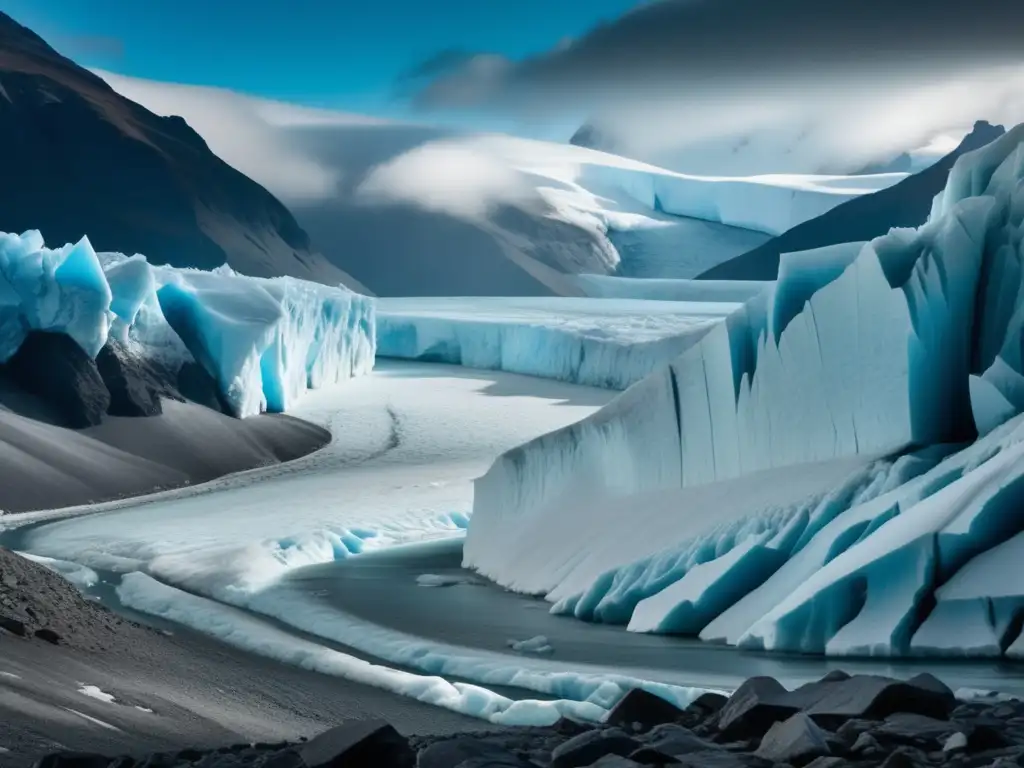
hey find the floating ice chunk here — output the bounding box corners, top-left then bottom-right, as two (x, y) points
(416, 574), (472, 588)
(508, 635), (554, 655)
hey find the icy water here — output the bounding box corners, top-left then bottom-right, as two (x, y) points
(281, 536), (1024, 698)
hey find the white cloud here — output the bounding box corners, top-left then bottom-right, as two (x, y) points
(355, 140), (536, 220)
(94, 69), (386, 202)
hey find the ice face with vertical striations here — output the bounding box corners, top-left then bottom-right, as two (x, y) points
(0, 229), (374, 418)
(466, 123), (1024, 659)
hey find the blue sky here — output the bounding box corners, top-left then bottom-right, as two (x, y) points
(9, 0), (643, 116)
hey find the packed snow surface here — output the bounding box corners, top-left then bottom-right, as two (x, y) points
(466, 124), (1024, 659)
(6, 363), (640, 722)
(0, 230), (374, 418)
(377, 297), (738, 390)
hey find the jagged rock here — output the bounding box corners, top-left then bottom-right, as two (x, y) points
(873, 713), (959, 746)
(417, 737), (525, 768)
(5, 331), (110, 428)
(717, 678), (799, 740)
(298, 720), (414, 768)
(0, 614), (26, 636)
(945, 732), (969, 752)
(645, 723), (721, 756)
(754, 714), (831, 766)
(795, 675), (957, 728)
(551, 728), (642, 768)
(607, 689), (687, 729)
(34, 627), (61, 644)
(33, 754), (112, 768)
(851, 733), (882, 755)
(685, 692), (729, 720)
(95, 342), (162, 417)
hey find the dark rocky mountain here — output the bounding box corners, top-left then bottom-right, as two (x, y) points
(700, 121), (1006, 280)
(0, 12), (358, 288)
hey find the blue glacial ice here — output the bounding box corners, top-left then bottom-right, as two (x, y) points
(0, 229), (375, 418)
(465, 123), (1024, 658)
(377, 297), (738, 390)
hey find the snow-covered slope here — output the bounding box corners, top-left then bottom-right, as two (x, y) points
(0, 230), (374, 418)
(377, 297), (741, 390)
(97, 72), (902, 292)
(466, 124), (1024, 659)
(701, 121), (1006, 280)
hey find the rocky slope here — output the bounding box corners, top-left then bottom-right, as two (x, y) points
(0, 12), (357, 288)
(29, 670), (1024, 768)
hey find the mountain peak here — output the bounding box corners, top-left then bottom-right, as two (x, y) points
(0, 12), (357, 288)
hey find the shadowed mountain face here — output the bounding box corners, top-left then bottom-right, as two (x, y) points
(0, 13), (358, 288)
(700, 121), (1007, 280)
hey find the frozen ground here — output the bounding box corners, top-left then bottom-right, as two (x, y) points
(377, 296), (739, 389)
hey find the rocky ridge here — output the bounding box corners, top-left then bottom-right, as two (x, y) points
(29, 670), (1024, 768)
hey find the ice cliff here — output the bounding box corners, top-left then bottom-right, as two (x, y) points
(0, 230), (375, 418)
(466, 124), (1024, 658)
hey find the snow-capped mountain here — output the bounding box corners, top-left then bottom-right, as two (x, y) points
(701, 120), (1006, 280)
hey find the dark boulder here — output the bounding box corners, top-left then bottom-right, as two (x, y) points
(716, 677), (799, 740)
(795, 674), (957, 728)
(0, 614), (26, 636)
(34, 627), (61, 644)
(607, 689), (687, 729)
(645, 723), (721, 757)
(754, 714), (831, 766)
(95, 342), (162, 417)
(551, 728), (642, 768)
(5, 331), (109, 428)
(298, 720), (415, 768)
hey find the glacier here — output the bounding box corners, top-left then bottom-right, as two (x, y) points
(466, 123), (1024, 659)
(377, 297), (740, 390)
(0, 230), (374, 418)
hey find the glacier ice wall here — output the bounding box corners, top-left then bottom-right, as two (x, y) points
(376, 298), (735, 391)
(0, 230), (375, 418)
(466, 123), (1024, 658)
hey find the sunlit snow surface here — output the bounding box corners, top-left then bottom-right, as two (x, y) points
(466, 124), (1024, 659)
(377, 296), (741, 389)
